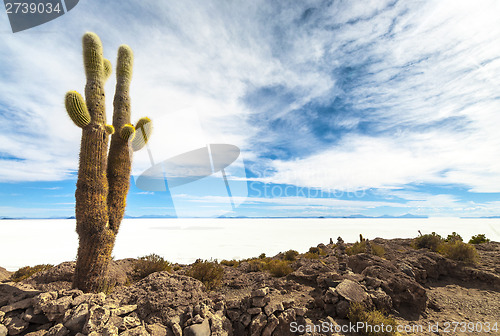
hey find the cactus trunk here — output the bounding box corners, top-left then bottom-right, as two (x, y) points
(66, 33), (152, 293)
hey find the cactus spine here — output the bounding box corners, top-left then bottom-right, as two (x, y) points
(66, 33), (152, 292)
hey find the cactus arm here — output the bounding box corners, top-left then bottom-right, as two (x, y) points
(65, 91), (90, 127)
(120, 124), (136, 141)
(103, 59), (112, 82)
(131, 117), (153, 151)
(107, 45), (134, 234)
(105, 125), (115, 134)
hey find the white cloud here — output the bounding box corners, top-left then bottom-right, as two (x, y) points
(0, 0), (500, 203)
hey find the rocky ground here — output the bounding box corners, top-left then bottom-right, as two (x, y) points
(1, 238), (499, 336)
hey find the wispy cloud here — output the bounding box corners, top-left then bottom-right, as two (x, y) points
(1, 0), (500, 216)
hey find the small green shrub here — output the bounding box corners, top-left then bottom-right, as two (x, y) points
(133, 253), (172, 280)
(258, 253), (267, 259)
(309, 247), (320, 254)
(220, 259), (239, 267)
(247, 259), (266, 272)
(444, 232), (463, 243)
(304, 252), (320, 259)
(439, 241), (479, 264)
(11, 264), (53, 282)
(283, 250), (299, 261)
(266, 260), (293, 277)
(413, 232), (443, 251)
(346, 241), (385, 258)
(348, 302), (398, 336)
(187, 260), (224, 290)
(468, 234), (490, 244)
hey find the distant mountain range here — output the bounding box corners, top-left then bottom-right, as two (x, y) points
(3, 214), (500, 220)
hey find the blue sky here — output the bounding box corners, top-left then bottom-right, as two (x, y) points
(1, 0), (500, 218)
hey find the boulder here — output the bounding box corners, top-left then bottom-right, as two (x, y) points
(183, 318), (210, 336)
(120, 326), (150, 336)
(46, 324), (69, 336)
(261, 314), (279, 336)
(24, 330), (48, 336)
(362, 265), (427, 317)
(33, 292), (58, 315)
(42, 296), (73, 321)
(4, 315), (29, 335)
(272, 309), (296, 336)
(335, 300), (350, 319)
(111, 272), (208, 325)
(22, 307), (49, 325)
(146, 324), (173, 336)
(249, 313), (267, 336)
(251, 287), (269, 297)
(1, 297), (33, 313)
(83, 306), (110, 334)
(0, 283), (40, 308)
(0, 267), (11, 282)
(251, 296), (270, 308)
(0, 324), (8, 336)
(111, 305), (137, 316)
(334, 280), (369, 304)
(63, 303), (89, 331)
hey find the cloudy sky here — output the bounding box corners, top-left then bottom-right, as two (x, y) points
(1, 0), (500, 218)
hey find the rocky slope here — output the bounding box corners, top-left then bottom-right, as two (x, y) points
(1, 238), (499, 336)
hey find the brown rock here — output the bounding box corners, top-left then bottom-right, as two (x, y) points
(251, 296), (270, 308)
(335, 300), (350, 319)
(246, 307), (261, 315)
(183, 318), (210, 336)
(46, 323), (69, 336)
(42, 296), (73, 321)
(22, 307), (49, 325)
(146, 323), (172, 336)
(1, 297), (33, 313)
(251, 287), (269, 297)
(24, 330), (48, 336)
(120, 326), (150, 336)
(4, 315), (29, 335)
(83, 306), (110, 334)
(63, 303), (88, 331)
(0, 324), (8, 336)
(33, 292), (57, 315)
(249, 313), (267, 336)
(111, 304), (137, 316)
(261, 314), (279, 336)
(335, 279), (369, 303)
(110, 272), (207, 325)
(272, 309), (296, 336)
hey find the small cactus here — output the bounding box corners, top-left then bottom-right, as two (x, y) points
(66, 32), (152, 293)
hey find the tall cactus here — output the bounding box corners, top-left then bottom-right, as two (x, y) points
(66, 32), (153, 292)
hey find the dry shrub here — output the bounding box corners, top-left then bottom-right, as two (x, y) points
(187, 260), (224, 290)
(11, 264), (53, 282)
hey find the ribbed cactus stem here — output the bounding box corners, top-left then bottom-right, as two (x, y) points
(83, 32), (104, 79)
(132, 117), (152, 151)
(65, 91), (90, 127)
(116, 45), (133, 83)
